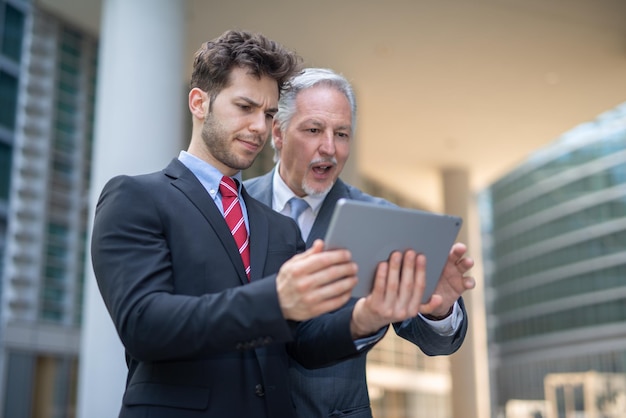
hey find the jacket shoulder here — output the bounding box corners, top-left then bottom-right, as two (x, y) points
(339, 180), (395, 207)
(243, 173), (269, 194)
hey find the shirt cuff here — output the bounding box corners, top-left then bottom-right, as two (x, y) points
(417, 301), (463, 336)
(353, 327), (386, 351)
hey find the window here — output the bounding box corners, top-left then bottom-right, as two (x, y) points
(1, 3), (25, 62)
(0, 70), (18, 130)
(0, 140), (11, 199)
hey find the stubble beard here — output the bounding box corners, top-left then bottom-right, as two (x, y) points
(201, 112), (261, 171)
(302, 182), (333, 197)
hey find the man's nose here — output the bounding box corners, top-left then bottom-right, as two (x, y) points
(249, 112), (269, 135)
(318, 132), (336, 155)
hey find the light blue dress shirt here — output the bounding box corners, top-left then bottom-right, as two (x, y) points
(178, 151), (249, 232)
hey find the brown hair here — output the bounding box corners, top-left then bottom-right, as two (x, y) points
(190, 30), (302, 102)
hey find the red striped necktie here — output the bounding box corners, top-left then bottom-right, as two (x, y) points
(219, 176), (251, 280)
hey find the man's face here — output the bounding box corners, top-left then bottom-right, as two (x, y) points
(201, 67), (278, 175)
(274, 86), (352, 197)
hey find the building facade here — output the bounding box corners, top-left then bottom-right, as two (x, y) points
(0, 1), (98, 416)
(482, 102), (626, 416)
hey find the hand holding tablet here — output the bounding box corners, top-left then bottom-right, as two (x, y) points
(323, 199), (462, 303)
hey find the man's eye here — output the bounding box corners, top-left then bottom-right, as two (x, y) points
(238, 104), (251, 111)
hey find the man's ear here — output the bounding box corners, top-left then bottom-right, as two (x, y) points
(272, 119), (283, 150)
(189, 88), (208, 119)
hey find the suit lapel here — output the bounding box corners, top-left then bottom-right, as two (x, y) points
(164, 159), (249, 285)
(306, 180), (348, 247)
(241, 188), (269, 281)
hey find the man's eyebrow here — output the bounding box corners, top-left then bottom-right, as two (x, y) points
(301, 119), (351, 132)
(237, 96), (278, 114)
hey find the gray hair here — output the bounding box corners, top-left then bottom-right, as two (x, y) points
(272, 68), (357, 162)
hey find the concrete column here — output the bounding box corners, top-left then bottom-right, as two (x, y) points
(442, 167), (490, 418)
(76, 1), (187, 417)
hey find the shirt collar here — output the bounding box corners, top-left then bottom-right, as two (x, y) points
(178, 150), (243, 195)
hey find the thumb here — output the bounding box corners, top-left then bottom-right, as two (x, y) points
(419, 293), (443, 315)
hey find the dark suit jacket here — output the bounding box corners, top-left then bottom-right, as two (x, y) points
(245, 168), (469, 418)
(91, 159), (359, 418)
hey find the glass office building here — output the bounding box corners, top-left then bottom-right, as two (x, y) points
(0, 1), (98, 416)
(481, 102), (626, 416)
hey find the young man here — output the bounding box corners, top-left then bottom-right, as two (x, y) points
(91, 32), (407, 418)
(245, 68), (476, 417)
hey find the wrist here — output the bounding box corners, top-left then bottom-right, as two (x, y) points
(350, 300), (376, 339)
(422, 305), (454, 321)
(350, 317), (367, 339)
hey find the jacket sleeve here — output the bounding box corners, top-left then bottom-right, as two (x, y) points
(393, 297), (468, 356)
(286, 298), (393, 369)
(91, 175), (295, 362)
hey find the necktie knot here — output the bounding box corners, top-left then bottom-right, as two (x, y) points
(289, 197), (309, 221)
(219, 176), (238, 198)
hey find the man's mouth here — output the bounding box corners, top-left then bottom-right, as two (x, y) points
(236, 135), (262, 150)
(311, 163), (334, 174)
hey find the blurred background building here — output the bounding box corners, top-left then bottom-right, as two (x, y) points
(544, 371), (626, 417)
(0, 0), (625, 417)
(0, 2), (97, 417)
(481, 104), (626, 417)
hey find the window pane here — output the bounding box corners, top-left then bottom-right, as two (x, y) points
(2, 4), (25, 61)
(0, 70), (18, 130)
(0, 141), (12, 200)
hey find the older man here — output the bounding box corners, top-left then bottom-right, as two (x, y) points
(245, 68), (475, 417)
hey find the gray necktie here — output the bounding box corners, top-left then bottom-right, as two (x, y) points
(289, 197), (309, 222)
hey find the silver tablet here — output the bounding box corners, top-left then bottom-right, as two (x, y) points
(323, 199), (462, 301)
